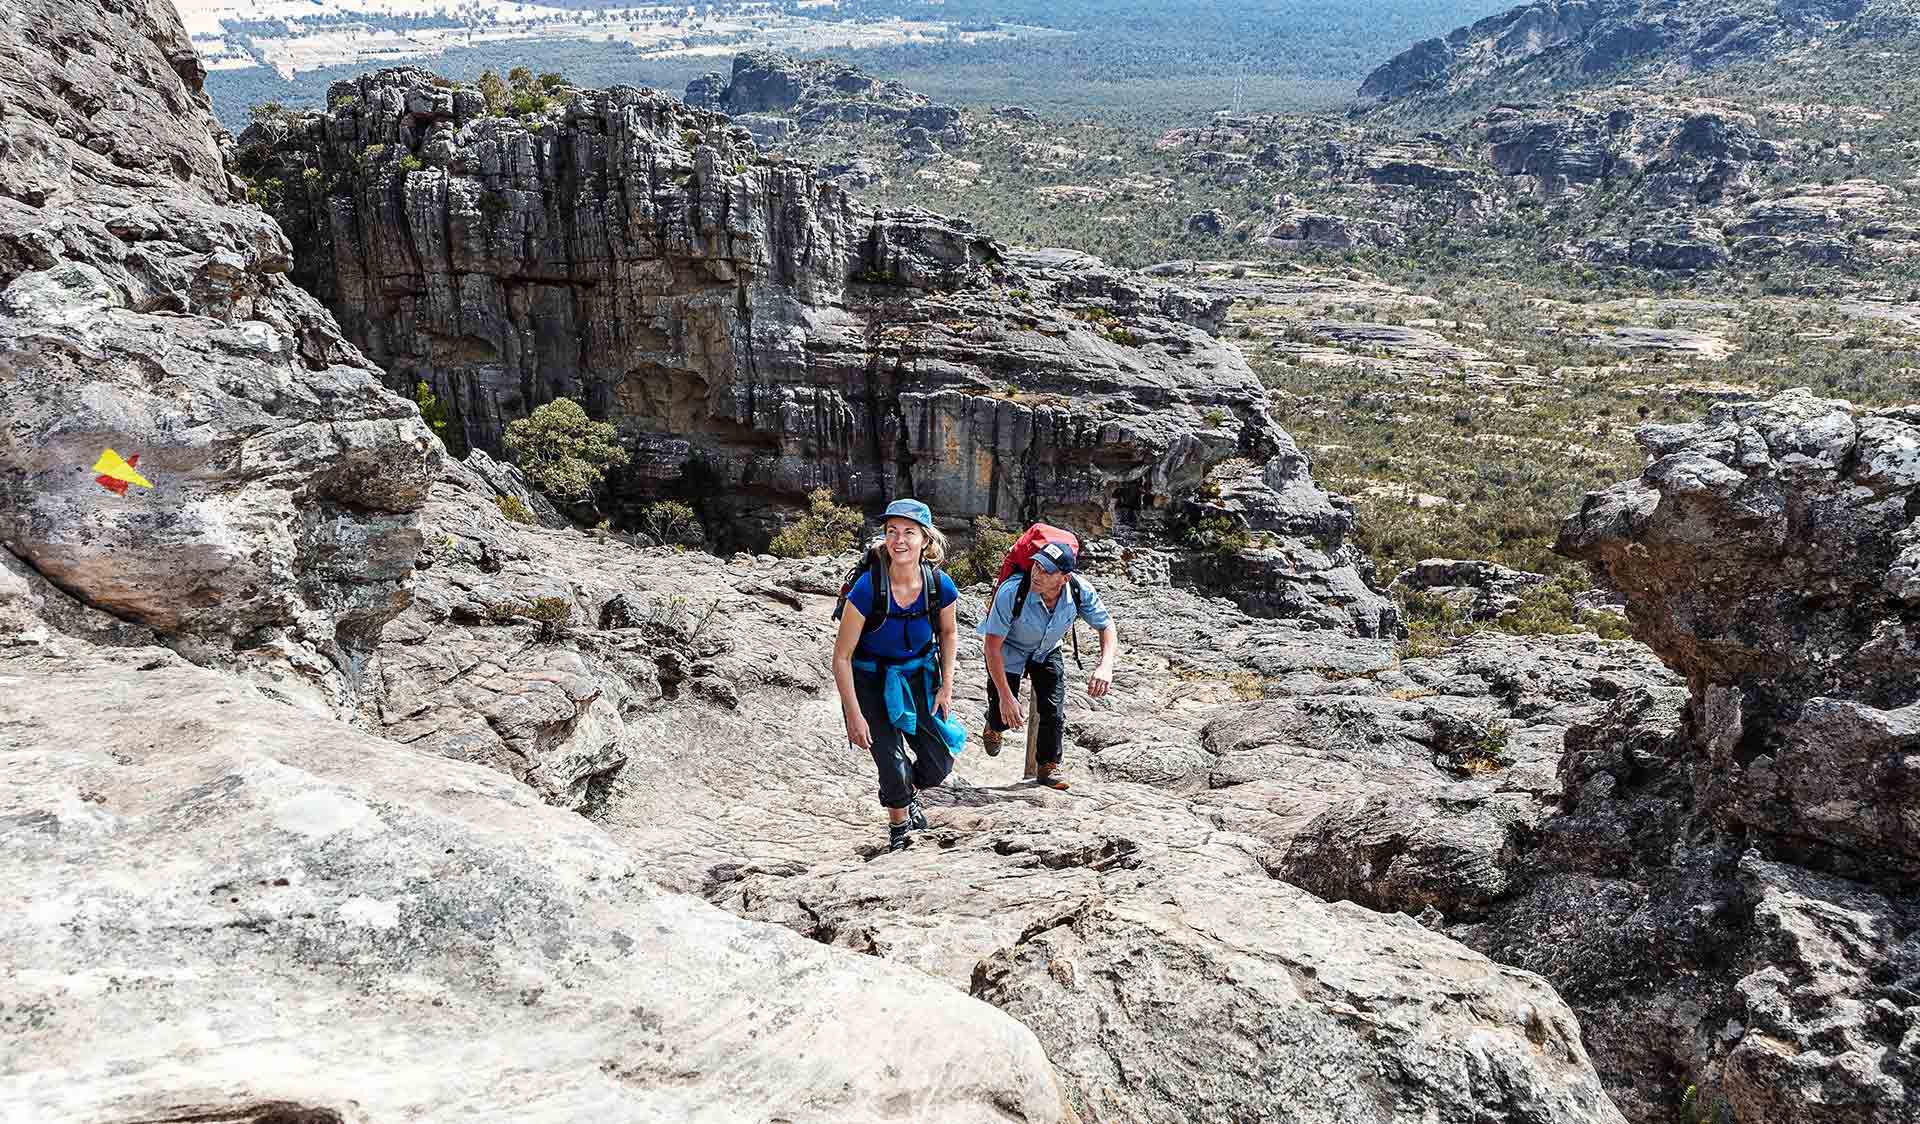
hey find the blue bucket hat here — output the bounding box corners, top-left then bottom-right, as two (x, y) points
(1033, 540), (1077, 573)
(882, 498), (935, 532)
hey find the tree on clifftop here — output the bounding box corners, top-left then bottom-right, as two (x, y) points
(504, 398), (630, 503)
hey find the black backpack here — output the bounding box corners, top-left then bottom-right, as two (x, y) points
(833, 548), (944, 666)
(995, 570), (1090, 668)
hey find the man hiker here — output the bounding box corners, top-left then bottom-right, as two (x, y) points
(978, 539), (1118, 790)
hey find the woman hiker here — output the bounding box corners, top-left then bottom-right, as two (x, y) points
(832, 498), (966, 853)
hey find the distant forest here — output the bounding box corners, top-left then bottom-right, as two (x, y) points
(204, 0), (1513, 129)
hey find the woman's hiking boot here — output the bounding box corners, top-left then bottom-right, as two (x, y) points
(1036, 764), (1071, 791)
(907, 797), (931, 832)
(888, 821), (912, 852)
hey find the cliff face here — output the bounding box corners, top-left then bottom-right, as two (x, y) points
(0, 0), (440, 715)
(243, 68), (1282, 552)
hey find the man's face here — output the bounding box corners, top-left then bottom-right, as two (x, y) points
(1029, 564), (1069, 599)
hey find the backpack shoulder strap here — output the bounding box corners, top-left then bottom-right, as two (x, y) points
(863, 552), (890, 633)
(1011, 571), (1033, 622)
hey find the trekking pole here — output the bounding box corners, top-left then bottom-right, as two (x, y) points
(1023, 703), (1040, 780)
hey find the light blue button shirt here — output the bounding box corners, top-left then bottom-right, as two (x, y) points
(978, 575), (1112, 676)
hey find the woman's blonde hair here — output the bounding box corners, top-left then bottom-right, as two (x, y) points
(870, 520), (948, 566)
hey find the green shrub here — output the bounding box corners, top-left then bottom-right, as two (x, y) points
(524, 595), (573, 642)
(507, 89), (552, 118)
(496, 495), (535, 524)
(503, 398), (631, 503)
(768, 488), (864, 558)
(947, 515), (1017, 587)
(476, 70), (508, 115)
(638, 499), (702, 546)
(247, 101), (302, 129)
(398, 154), (424, 174)
(1186, 514), (1251, 555)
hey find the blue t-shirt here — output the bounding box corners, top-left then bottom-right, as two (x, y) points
(849, 567), (959, 662)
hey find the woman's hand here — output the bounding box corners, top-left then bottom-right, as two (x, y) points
(845, 708), (873, 750)
(934, 682), (954, 718)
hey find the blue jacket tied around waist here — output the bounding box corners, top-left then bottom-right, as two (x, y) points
(852, 647), (967, 756)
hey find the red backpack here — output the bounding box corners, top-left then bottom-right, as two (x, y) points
(993, 523), (1089, 667)
(995, 523), (1079, 585)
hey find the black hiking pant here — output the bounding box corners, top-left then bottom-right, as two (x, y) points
(985, 646), (1067, 769)
(853, 664), (955, 809)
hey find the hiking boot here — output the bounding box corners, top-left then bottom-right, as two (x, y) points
(982, 729), (1002, 757)
(906, 797), (931, 832)
(888, 822), (912, 852)
(1036, 764), (1071, 791)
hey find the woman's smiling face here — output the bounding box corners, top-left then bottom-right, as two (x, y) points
(883, 517), (926, 562)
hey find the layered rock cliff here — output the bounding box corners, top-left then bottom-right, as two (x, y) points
(242, 69), (1279, 543)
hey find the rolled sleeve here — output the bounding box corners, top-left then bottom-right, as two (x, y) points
(1076, 579), (1113, 630)
(979, 580), (1017, 638)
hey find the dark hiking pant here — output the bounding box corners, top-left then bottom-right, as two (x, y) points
(985, 646), (1067, 768)
(853, 665), (955, 809)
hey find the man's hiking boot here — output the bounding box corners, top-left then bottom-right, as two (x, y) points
(982, 729), (1002, 757)
(906, 797), (931, 832)
(1036, 764), (1071, 791)
(888, 822), (912, 852)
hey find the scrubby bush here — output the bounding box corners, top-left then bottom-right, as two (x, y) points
(768, 488), (864, 558)
(503, 398), (630, 503)
(638, 500), (703, 546)
(496, 495), (535, 524)
(1185, 514), (1251, 554)
(524, 595), (573, 643)
(947, 515), (1018, 587)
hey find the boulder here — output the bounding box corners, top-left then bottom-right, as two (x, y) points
(0, 641), (1078, 1124)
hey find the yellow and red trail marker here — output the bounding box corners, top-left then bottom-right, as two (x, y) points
(92, 449), (152, 496)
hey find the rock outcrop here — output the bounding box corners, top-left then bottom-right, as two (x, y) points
(1302, 388), (1919, 1124)
(243, 69), (1282, 544)
(686, 50), (964, 147)
(1356, 0), (1895, 111)
(0, 0), (441, 717)
(1166, 93), (1920, 279)
(1559, 387), (1920, 885)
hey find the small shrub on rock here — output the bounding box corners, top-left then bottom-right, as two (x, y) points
(503, 398), (630, 504)
(496, 495), (535, 524)
(638, 500), (703, 546)
(1185, 514), (1251, 555)
(768, 488), (864, 558)
(947, 515), (1017, 587)
(525, 595), (573, 643)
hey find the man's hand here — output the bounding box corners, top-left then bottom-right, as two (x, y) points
(845, 708), (873, 750)
(1087, 660), (1114, 699)
(1000, 689), (1027, 730)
